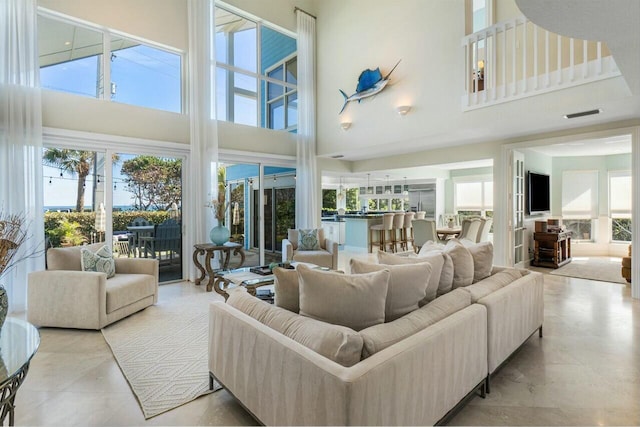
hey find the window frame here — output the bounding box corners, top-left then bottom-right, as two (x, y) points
(609, 170), (632, 243)
(453, 175), (493, 218)
(265, 53), (298, 132)
(214, 5), (297, 130)
(38, 8), (186, 113)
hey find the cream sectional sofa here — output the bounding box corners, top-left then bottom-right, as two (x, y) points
(208, 242), (543, 425)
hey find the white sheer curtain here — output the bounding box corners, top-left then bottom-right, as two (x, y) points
(0, 0), (45, 313)
(186, 0), (218, 280)
(295, 10), (319, 229)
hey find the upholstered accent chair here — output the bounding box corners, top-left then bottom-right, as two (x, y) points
(282, 228), (338, 270)
(477, 218), (493, 243)
(27, 243), (159, 329)
(411, 219), (445, 251)
(460, 218), (483, 242)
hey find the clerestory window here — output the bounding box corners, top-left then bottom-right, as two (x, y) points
(37, 11), (183, 113)
(215, 6), (297, 132)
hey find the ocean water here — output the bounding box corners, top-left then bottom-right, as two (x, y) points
(44, 205), (136, 212)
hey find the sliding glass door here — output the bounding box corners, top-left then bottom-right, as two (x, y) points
(221, 159), (295, 267)
(42, 140), (185, 284)
(112, 152), (183, 282)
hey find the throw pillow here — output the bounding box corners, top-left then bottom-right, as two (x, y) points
(465, 241), (494, 283)
(227, 289), (364, 367)
(80, 245), (116, 278)
(444, 239), (474, 289)
(377, 251), (442, 304)
(273, 267), (300, 313)
(297, 264), (389, 331)
(297, 229), (321, 251)
(350, 259), (432, 322)
(418, 240), (445, 256)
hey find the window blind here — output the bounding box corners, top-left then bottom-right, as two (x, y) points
(609, 171), (631, 216)
(561, 170), (598, 219)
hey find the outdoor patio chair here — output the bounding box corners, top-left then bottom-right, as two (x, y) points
(139, 219), (181, 262)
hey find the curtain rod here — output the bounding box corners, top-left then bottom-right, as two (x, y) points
(294, 6), (317, 19)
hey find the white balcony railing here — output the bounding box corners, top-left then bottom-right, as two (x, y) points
(462, 16), (621, 110)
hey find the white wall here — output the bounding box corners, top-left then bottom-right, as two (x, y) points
(313, 0), (630, 160)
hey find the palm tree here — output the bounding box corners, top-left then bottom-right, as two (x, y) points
(43, 149), (95, 212)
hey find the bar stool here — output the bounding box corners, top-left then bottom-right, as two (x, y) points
(415, 211), (426, 220)
(391, 212), (405, 253)
(402, 212), (415, 251)
(369, 213), (395, 253)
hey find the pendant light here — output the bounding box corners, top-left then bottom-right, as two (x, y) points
(403, 177), (409, 196)
(385, 175), (391, 194)
(367, 173), (373, 194)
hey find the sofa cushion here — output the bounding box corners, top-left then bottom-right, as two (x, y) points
(444, 239), (474, 288)
(298, 264), (389, 331)
(350, 259), (432, 321)
(359, 288), (471, 358)
(227, 289), (364, 367)
(105, 273), (156, 314)
(81, 245), (116, 278)
(377, 251), (443, 304)
(461, 269), (523, 302)
(273, 267), (300, 313)
(47, 242), (105, 271)
(462, 241), (494, 283)
(291, 250), (332, 266)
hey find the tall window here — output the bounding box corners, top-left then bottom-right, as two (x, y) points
(38, 12), (183, 113)
(610, 171), (631, 242)
(562, 170), (598, 241)
(215, 6), (297, 131)
(454, 177), (493, 219)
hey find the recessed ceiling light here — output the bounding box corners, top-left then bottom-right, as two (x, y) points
(64, 41), (71, 46)
(563, 108), (602, 119)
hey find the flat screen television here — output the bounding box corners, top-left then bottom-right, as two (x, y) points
(527, 172), (550, 214)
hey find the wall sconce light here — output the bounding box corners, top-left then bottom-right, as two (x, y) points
(340, 121), (352, 131)
(396, 106), (411, 116)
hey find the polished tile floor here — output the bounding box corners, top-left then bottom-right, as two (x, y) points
(12, 253), (640, 426)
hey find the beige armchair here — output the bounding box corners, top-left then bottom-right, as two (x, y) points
(27, 243), (159, 330)
(282, 228), (338, 270)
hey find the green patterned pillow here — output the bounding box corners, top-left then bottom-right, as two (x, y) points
(298, 229), (321, 251)
(80, 245), (116, 278)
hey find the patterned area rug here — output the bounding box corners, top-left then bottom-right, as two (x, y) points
(102, 291), (223, 419)
(550, 257), (627, 284)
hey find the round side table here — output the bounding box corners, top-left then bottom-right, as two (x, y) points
(0, 318), (40, 426)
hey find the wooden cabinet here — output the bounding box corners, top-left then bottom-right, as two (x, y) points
(532, 231), (572, 268)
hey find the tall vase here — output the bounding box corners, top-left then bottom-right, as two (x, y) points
(210, 225), (230, 245)
(0, 284), (8, 329)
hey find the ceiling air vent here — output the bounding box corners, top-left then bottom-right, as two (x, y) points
(563, 109), (602, 119)
(331, 155), (344, 159)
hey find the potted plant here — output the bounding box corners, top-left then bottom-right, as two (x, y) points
(0, 211), (29, 327)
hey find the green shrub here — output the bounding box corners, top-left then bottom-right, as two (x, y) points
(44, 211), (173, 247)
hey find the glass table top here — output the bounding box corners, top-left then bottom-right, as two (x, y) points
(0, 318), (40, 386)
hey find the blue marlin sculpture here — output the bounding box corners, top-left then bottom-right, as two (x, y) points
(339, 60), (401, 114)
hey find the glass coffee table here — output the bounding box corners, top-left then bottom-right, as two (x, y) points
(212, 263), (330, 301)
(0, 318), (40, 426)
(212, 267), (276, 301)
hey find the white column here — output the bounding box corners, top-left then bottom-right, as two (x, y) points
(632, 127), (640, 299)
